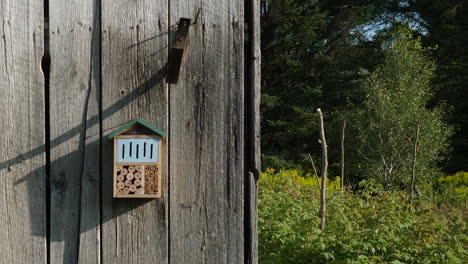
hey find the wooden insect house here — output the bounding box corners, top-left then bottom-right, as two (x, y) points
(108, 119), (166, 198)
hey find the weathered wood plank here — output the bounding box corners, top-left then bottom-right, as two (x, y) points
(246, 1), (261, 263)
(169, 1), (245, 263)
(247, 171), (258, 264)
(0, 0), (46, 263)
(48, 0), (101, 262)
(248, 0), (261, 178)
(101, 0), (169, 263)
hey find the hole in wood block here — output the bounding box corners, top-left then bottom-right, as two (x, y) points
(144, 164), (159, 195)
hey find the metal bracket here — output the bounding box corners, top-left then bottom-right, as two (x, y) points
(166, 9), (201, 84)
(166, 18), (191, 84)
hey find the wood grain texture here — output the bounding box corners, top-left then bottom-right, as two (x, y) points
(48, 0), (101, 263)
(0, 0), (46, 263)
(246, 1), (261, 263)
(249, 0), (261, 178)
(169, 1), (245, 263)
(101, 0), (168, 263)
(0, 1), (258, 263)
(248, 171), (258, 264)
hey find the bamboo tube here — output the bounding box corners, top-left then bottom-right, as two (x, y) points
(134, 172), (141, 180)
(123, 187), (130, 195)
(117, 182), (125, 189)
(126, 173), (134, 181)
(134, 179), (141, 187)
(121, 168), (128, 175)
(129, 185), (137, 192)
(125, 180), (132, 187)
(117, 175), (125, 182)
(128, 166), (136, 173)
(116, 165), (123, 172)
(135, 166), (142, 172)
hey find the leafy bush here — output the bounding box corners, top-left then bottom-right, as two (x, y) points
(438, 171), (468, 200)
(259, 169), (467, 263)
(340, 28), (453, 189)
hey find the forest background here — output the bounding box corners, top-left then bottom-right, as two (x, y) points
(261, 0), (467, 177)
(259, 1), (467, 263)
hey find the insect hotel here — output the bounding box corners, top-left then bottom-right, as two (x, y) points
(108, 119), (166, 198)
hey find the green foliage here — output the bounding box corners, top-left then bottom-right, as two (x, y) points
(341, 28), (453, 189)
(401, 0), (468, 173)
(262, 168), (342, 191)
(261, 0), (468, 175)
(438, 171), (468, 200)
(261, 1), (386, 169)
(259, 169), (468, 264)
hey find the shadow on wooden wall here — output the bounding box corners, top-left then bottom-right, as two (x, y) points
(5, 60), (166, 261)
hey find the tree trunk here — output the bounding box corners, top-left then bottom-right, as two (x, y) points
(317, 108), (328, 231)
(410, 125), (420, 205)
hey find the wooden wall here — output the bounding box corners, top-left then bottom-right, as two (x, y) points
(0, 0), (260, 263)
(0, 0), (46, 263)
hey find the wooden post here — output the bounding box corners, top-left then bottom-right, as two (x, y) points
(341, 120), (346, 192)
(317, 108), (328, 231)
(410, 125), (420, 205)
(246, 0), (262, 263)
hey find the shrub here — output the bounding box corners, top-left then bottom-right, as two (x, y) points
(259, 169), (467, 263)
(340, 28), (453, 189)
(437, 171), (468, 201)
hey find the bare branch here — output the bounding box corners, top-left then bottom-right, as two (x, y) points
(308, 153), (322, 191)
(317, 108), (328, 231)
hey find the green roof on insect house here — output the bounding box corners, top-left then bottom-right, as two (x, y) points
(108, 119), (168, 139)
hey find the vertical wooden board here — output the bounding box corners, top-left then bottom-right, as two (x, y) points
(249, 0), (261, 176)
(101, 0), (168, 263)
(246, 1), (261, 263)
(169, 1), (245, 263)
(48, 0), (101, 263)
(247, 172), (258, 264)
(0, 0), (46, 263)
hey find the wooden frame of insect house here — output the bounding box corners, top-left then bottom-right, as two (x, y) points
(108, 119), (167, 198)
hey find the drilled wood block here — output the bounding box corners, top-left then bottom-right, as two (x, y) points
(144, 164), (160, 195)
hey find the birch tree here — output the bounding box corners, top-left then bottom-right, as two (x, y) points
(342, 27), (453, 189)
